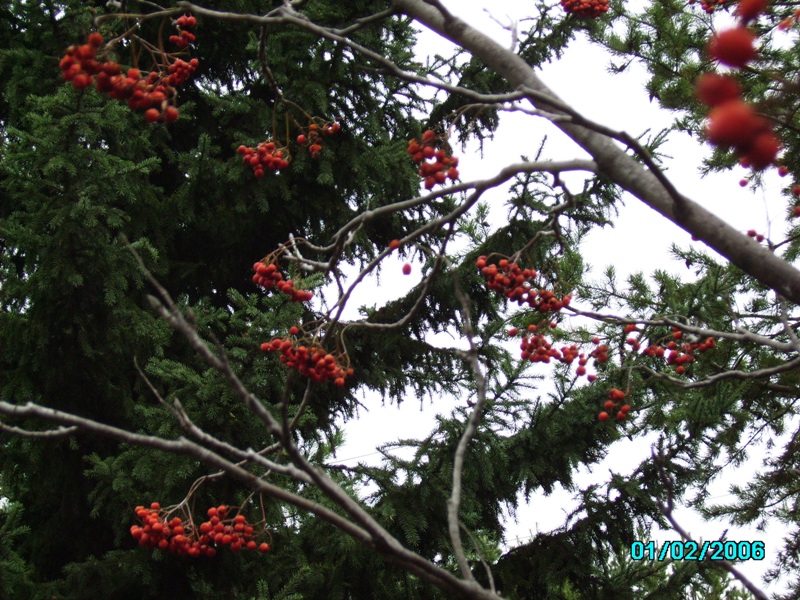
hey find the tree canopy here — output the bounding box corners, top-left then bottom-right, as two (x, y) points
(1, 0), (799, 598)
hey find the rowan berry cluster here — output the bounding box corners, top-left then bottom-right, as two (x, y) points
(130, 503), (270, 557)
(60, 33), (197, 123)
(238, 142), (290, 177)
(169, 14), (197, 49)
(509, 325), (606, 381)
(628, 326), (716, 375)
(260, 338), (353, 386)
(560, 0), (609, 18)
(296, 120), (341, 158)
(252, 260), (312, 302)
(698, 0), (780, 171)
(476, 256), (572, 312)
(407, 130), (459, 190)
(598, 388), (631, 422)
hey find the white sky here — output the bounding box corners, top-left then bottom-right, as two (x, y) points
(331, 1), (794, 594)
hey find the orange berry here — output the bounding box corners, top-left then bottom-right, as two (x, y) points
(736, 0), (768, 23)
(598, 411), (610, 422)
(706, 101), (768, 149)
(695, 73), (741, 107)
(707, 27), (757, 68)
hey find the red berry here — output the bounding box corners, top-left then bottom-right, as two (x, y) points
(742, 131), (780, 170)
(695, 73), (742, 108)
(144, 108), (160, 123)
(793, 185), (800, 196)
(508, 327), (518, 337)
(163, 106), (180, 123)
(706, 101), (768, 150)
(258, 542), (270, 552)
(389, 239), (400, 250)
(707, 27), (757, 68)
(598, 411), (610, 422)
(402, 263), (411, 275)
(739, 178), (748, 187)
(87, 32), (104, 47)
(297, 134), (307, 145)
(736, 0), (768, 23)
(616, 412), (627, 421)
(747, 229), (757, 237)
(793, 206), (800, 217)
(779, 165), (790, 177)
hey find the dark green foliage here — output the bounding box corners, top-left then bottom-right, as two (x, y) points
(0, 0), (795, 598)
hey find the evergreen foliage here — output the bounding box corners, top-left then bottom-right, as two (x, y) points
(1, 0), (798, 598)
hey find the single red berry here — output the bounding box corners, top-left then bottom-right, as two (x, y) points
(620, 404), (631, 413)
(604, 400), (614, 411)
(779, 165), (790, 177)
(87, 32), (104, 47)
(747, 229), (757, 237)
(144, 108), (160, 123)
(508, 327), (518, 337)
(706, 100), (768, 150)
(163, 106), (180, 123)
(389, 239), (400, 250)
(402, 263), (411, 275)
(598, 411), (610, 422)
(742, 131), (781, 171)
(297, 134), (307, 145)
(289, 326), (299, 336)
(739, 178), (748, 187)
(793, 206), (800, 217)
(707, 27), (757, 68)
(793, 185), (800, 196)
(258, 542), (270, 552)
(616, 412), (627, 421)
(695, 73), (742, 107)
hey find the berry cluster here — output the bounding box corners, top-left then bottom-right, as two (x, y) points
(260, 338), (353, 386)
(598, 388), (631, 422)
(629, 327), (716, 375)
(698, 1), (780, 172)
(296, 120), (341, 158)
(170, 14), (197, 49)
(238, 142), (290, 177)
(476, 256), (572, 312)
(407, 130), (459, 190)
(60, 33), (197, 123)
(130, 503), (270, 557)
(252, 260), (312, 302)
(510, 325), (607, 381)
(746, 228), (765, 243)
(560, 0), (609, 18)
